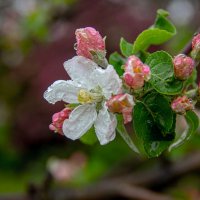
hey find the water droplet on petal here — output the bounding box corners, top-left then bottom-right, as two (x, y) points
(74, 43), (77, 50)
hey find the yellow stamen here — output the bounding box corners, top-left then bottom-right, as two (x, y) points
(78, 89), (103, 104)
(78, 89), (93, 104)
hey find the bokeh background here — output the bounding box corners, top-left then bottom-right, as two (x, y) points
(0, 0), (200, 199)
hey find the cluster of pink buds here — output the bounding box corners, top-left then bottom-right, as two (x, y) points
(107, 93), (134, 124)
(49, 107), (72, 135)
(75, 27), (106, 67)
(173, 54), (195, 80)
(171, 96), (194, 114)
(123, 55), (151, 90)
(191, 33), (200, 60)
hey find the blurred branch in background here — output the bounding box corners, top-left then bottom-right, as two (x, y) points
(2, 150), (200, 200)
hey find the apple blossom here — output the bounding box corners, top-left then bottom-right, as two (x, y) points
(44, 56), (122, 145)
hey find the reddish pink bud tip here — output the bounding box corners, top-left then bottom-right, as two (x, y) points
(192, 33), (200, 49)
(123, 56), (151, 90)
(75, 27), (105, 60)
(192, 33), (200, 60)
(171, 96), (194, 114)
(173, 54), (195, 80)
(49, 107), (72, 135)
(107, 93), (134, 124)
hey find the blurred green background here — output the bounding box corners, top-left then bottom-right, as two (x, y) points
(0, 0), (200, 199)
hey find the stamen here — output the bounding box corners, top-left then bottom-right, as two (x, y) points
(78, 89), (103, 104)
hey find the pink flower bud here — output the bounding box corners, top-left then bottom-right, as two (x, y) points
(123, 56), (151, 89)
(192, 33), (200, 49)
(49, 107), (72, 135)
(171, 96), (194, 114)
(143, 64), (151, 81)
(125, 55), (143, 72)
(124, 72), (144, 90)
(107, 93), (134, 124)
(75, 27), (106, 60)
(173, 54), (195, 80)
(191, 33), (200, 60)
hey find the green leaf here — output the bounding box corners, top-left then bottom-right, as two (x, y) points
(116, 114), (139, 153)
(143, 92), (175, 133)
(120, 38), (133, 57)
(145, 51), (183, 95)
(109, 52), (125, 76)
(157, 9), (169, 17)
(80, 127), (97, 145)
(133, 92), (176, 157)
(132, 9), (176, 54)
(169, 111), (199, 151)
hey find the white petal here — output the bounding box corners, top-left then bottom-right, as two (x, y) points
(63, 56), (98, 89)
(63, 104), (97, 140)
(94, 104), (117, 145)
(91, 65), (122, 99)
(44, 80), (82, 104)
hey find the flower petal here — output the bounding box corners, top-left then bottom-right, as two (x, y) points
(91, 65), (122, 99)
(63, 56), (98, 89)
(63, 104), (97, 140)
(44, 80), (82, 104)
(94, 104), (117, 145)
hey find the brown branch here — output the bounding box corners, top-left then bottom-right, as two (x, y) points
(27, 151), (200, 200)
(3, 138), (200, 200)
(119, 151), (200, 187)
(0, 194), (28, 200)
(49, 182), (171, 200)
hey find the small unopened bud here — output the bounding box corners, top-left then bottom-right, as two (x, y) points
(49, 107), (72, 135)
(171, 96), (194, 114)
(75, 27), (106, 66)
(143, 64), (151, 81)
(125, 55), (143, 72)
(173, 54), (195, 80)
(124, 72), (144, 90)
(123, 56), (151, 90)
(107, 93), (134, 124)
(192, 34), (200, 49)
(191, 33), (200, 60)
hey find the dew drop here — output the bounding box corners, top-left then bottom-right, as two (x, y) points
(150, 141), (159, 151)
(74, 43), (77, 50)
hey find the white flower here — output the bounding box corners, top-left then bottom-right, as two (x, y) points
(44, 56), (122, 145)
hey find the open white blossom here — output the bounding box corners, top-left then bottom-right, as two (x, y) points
(44, 56), (122, 145)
